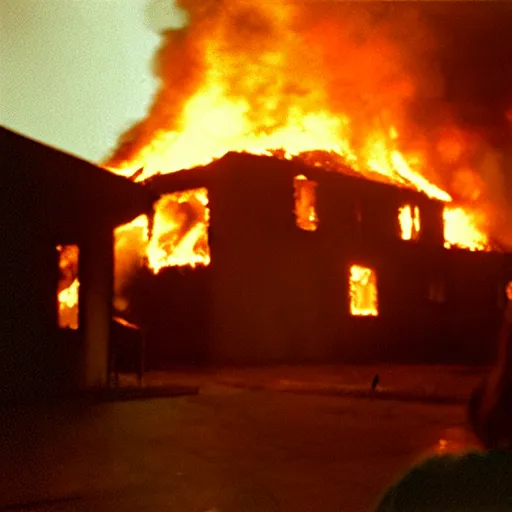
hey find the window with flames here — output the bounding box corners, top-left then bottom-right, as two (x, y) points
(148, 188), (211, 273)
(293, 174), (319, 232)
(349, 264), (379, 316)
(57, 245), (79, 329)
(398, 204), (420, 241)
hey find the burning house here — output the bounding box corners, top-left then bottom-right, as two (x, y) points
(100, 1), (512, 369)
(0, 127), (155, 402)
(9, 2), (507, 376)
(119, 152), (511, 367)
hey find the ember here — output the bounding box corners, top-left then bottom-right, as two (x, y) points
(349, 265), (378, 317)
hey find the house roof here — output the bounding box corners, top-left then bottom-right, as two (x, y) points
(144, 151), (439, 206)
(1, 126), (157, 241)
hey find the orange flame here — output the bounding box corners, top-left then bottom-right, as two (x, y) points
(398, 204), (420, 241)
(106, 1), (496, 277)
(294, 174), (319, 232)
(147, 189), (210, 273)
(57, 245), (79, 329)
(443, 207), (489, 251)
(506, 281), (512, 301)
(349, 265), (379, 317)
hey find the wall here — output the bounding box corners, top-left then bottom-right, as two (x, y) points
(0, 235), (69, 403)
(78, 228), (114, 388)
(203, 158), (429, 362)
(136, 155), (509, 366)
(207, 157), (506, 364)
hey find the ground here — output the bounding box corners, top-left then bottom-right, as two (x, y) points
(1, 380), (480, 512)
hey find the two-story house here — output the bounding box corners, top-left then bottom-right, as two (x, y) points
(124, 152), (511, 367)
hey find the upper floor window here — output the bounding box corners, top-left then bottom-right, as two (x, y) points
(294, 175), (319, 232)
(398, 204), (420, 241)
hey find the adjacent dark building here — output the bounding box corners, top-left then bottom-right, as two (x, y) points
(1, 127), (155, 403)
(129, 152), (511, 367)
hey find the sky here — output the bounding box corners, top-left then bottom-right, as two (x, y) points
(2, 1), (510, 163)
(1, 0), (185, 164)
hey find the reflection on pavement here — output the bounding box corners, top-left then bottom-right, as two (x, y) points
(428, 426), (483, 458)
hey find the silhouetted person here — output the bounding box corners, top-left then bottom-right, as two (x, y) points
(375, 291), (512, 511)
(371, 374), (380, 391)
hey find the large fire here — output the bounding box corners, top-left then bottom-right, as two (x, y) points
(105, 2), (493, 268)
(57, 2), (505, 316)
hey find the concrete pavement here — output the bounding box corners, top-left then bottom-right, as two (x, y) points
(118, 364), (487, 404)
(0, 386), (480, 512)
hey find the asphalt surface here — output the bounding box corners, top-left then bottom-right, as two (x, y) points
(0, 384), (479, 512)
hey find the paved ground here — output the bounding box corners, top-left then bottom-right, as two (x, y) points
(1, 381), (481, 512)
(120, 364), (487, 402)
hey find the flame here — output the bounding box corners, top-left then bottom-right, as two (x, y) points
(147, 188), (210, 273)
(349, 264), (379, 317)
(106, 1), (497, 278)
(443, 207), (489, 251)
(57, 245), (79, 329)
(506, 281), (512, 301)
(294, 174), (319, 232)
(398, 204), (421, 241)
(58, 278), (79, 311)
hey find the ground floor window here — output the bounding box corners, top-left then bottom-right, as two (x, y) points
(147, 188), (210, 273)
(349, 264), (378, 316)
(57, 245), (79, 329)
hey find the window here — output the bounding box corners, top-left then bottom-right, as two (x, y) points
(57, 245), (79, 329)
(428, 280), (446, 304)
(293, 175), (318, 232)
(349, 264), (379, 316)
(398, 204), (420, 241)
(147, 188), (210, 273)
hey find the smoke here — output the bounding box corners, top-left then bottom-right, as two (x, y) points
(105, 0), (512, 249)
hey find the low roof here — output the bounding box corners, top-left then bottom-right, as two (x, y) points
(2, 127), (157, 241)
